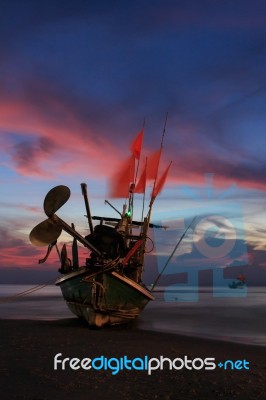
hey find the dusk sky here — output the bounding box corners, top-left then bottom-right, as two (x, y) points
(0, 0), (266, 284)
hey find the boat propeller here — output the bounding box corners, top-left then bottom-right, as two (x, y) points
(29, 218), (62, 247)
(29, 185), (71, 247)
(43, 185), (71, 217)
(29, 184), (102, 256)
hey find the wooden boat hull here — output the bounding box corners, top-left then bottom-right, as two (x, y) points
(55, 268), (154, 327)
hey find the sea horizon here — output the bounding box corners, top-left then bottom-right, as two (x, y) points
(0, 284), (265, 347)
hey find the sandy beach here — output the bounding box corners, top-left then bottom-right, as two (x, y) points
(0, 318), (265, 400)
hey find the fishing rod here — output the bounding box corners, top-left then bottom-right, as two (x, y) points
(150, 216), (197, 291)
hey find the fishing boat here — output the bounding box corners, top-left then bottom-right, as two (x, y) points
(228, 274), (246, 289)
(29, 127), (172, 327)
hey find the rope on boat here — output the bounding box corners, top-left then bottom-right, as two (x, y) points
(107, 308), (140, 319)
(0, 257), (120, 306)
(0, 280), (54, 304)
(67, 301), (140, 320)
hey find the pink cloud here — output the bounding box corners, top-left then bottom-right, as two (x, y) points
(0, 202), (40, 214)
(0, 226), (77, 270)
(0, 92), (121, 179)
(0, 240), (91, 271)
(1, 83), (265, 193)
(247, 245), (266, 269)
(165, 145), (266, 191)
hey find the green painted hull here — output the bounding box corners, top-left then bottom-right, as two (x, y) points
(55, 268), (154, 327)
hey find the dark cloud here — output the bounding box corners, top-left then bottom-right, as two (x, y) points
(168, 147), (266, 189)
(11, 137), (55, 175)
(1, 0), (266, 157)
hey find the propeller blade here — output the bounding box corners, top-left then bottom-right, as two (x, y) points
(43, 185), (71, 217)
(29, 219), (62, 247)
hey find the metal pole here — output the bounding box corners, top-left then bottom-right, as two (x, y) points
(51, 214), (102, 256)
(81, 183), (94, 234)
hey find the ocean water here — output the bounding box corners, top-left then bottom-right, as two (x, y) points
(0, 284), (265, 346)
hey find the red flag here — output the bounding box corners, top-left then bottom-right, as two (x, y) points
(128, 153), (135, 182)
(134, 159), (147, 193)
(109, 155), (135, 198)
(146, 149), (161, 180)
(152, 162), (172, 199)
(130, 129), (144, 160)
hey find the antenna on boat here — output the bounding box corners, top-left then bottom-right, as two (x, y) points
(150, 216), (197, 291)
(104, 200), (122, 217)
(151, 111), (168, 200)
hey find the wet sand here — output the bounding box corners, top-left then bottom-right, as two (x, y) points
(0, 318), (265, 400)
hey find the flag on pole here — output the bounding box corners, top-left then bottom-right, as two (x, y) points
(152, 161), (172, 199)
(109, 155), (135, 198)
(134, 158), (147, 193)
(146, 149), (161, 180)
(130, 129), (144, 160)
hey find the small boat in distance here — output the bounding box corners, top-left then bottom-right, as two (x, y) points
(228, 274), (246, 289)
(29, 127), (171, 327)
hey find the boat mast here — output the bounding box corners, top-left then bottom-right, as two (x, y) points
(146, 111), (168, 230)
(129, 119), (145, 225)
(138, 113), (169, 270)
(140, 156), (148, 230)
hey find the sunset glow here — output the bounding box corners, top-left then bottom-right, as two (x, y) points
(0, 1), (265, 284)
